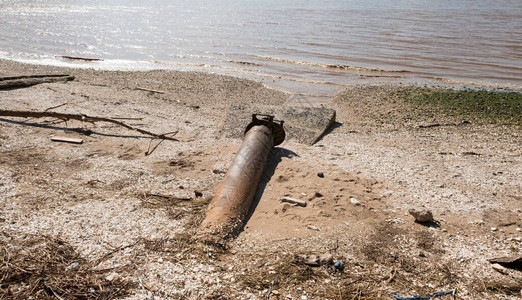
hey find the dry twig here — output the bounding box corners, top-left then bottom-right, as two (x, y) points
(0, 109), (179, 141)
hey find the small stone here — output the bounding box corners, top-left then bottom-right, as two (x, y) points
(178, 185), (184, 189)
(314, 192), (323, 197)
(194, 190), (203, 198)
(409, 208), (434, 223)
(350, 197), (361, 206)
(473, 219), (485, 225)
(105, 273), (117, 281)
(65, 262), (79, 271)
(333, 261), (344, 271)
(516, 227), (521, 232)
(307, 225), (320, 231)
(491, 227), (498, 232)
(317, 172), (324, 178)
(271, 290), (279, 295)
(491, 263), (508, 274)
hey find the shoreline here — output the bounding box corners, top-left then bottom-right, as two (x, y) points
(1, 59), (520, 299)
(2, 57), (521, 106)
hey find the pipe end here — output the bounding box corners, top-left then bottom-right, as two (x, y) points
(244, 114), (285, 146)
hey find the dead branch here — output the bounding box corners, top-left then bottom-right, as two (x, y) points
(135, 87), (166, 94)
(0, 75), (74, 89)
(0, 109), (179, 141)
(144, 193), (192, 201)
(45, 102), (68, 111)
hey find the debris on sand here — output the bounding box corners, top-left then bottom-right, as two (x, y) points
(297, 253), (333, 267)
(51, 136), (84, 144)
(281, 196), (307, 207)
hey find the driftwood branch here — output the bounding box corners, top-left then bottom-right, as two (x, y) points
(135, 87), (166, 94)
(0, 109), (179, 141)
(0, 75), (74, 89)
(59, 56), (103, 62)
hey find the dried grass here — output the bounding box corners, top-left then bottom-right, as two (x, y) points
(0, 233), (134, 299)
(236, 252), (386, 299)
(137, 192), (211, 220)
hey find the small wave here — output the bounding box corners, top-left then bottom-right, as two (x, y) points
(2, 55), (158, 71)
(358, 74), (405, 78)
(153, 60), (206, 67)
(250, 54), (410, 73)
(152, 59), (339, 85)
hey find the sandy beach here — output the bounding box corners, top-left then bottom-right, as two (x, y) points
(0, 59), (520, 299)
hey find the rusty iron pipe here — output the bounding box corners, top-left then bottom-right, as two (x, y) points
(198, 114), (284, 242)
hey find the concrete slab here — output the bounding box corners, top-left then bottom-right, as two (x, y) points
(220, 103), (336, 145)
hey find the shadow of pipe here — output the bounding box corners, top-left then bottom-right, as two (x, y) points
(240, 146), (299, 232)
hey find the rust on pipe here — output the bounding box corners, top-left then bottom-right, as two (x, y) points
(198, 114), (285, 242)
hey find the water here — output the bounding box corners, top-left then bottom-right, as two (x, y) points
(1, 0), (521, 100)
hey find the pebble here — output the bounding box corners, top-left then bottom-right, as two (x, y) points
(307, 225), (320, 231)
(491, 227), (498, 232)
(491, 263), (508, 274)
(317, 172), (324, 178)
(65, 262), (79, 271)
(105, 273), (117, 281)
(350, 197), (361, 206)
(409, 208), (434, 223)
